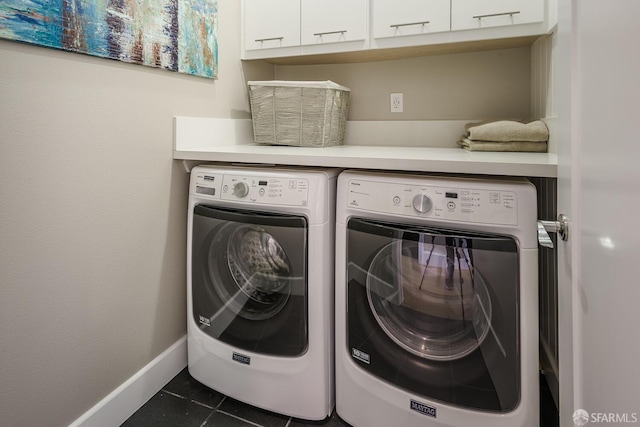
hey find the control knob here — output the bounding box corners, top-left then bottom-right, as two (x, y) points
(412, 194), (432, 213)
(233, 182), (250, 198)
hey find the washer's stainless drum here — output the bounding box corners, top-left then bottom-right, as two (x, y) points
(206, 223), (293, 321)
(225, 224), (292, 320)
(366, 239), (491, 361)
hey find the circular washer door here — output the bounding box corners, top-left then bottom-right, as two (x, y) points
(214, 223), (292, 321)
(366, 239), (492, 361)
(191, 205), (308, 356)
(346, 217), (521, 412)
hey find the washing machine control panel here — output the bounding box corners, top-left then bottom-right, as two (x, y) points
(193, 172), (310, 206)
(347, 179), (518, 225)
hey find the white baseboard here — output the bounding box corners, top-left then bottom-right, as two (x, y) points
(69, 335), (187, 427)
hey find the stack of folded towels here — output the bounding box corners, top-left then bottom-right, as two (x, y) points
(457, 119), (549, 152)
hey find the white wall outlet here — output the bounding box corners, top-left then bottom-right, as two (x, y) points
(390, 93), (403, 113)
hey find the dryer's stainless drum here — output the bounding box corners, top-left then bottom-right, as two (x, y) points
(366, 238), (492, 361)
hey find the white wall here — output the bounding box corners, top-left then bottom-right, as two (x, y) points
(276, 47), (532, 121)
(0, 2), (271, 426)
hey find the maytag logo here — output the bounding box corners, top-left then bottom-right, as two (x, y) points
(351, 348), (370, 364)
(232, 352), (251, 365)
(410, 400), (437, 418)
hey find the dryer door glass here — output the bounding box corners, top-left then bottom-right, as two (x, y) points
(346, 218), (520, 412)
(192, 205), (307, 357)
(366, 237), (492, 361)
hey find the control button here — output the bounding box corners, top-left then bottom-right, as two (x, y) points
(393, 196), (401, 205)
(447, 201), (456, 210)
(259, 188), (266, 196)
(232, 182), (250, 198)
(412, 194), (432, 213)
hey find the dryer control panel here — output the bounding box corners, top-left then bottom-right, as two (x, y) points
(346, 178), (519, 226)
(192, 171), (310, 206)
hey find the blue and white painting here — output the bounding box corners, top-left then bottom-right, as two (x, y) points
(0, 0), (218, 79)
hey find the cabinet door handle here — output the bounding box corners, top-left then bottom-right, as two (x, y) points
(254, 37), (284, 42)
(313, 30), (347, 36)
(390, 21), (430, 29)
(473, 11), (520, 19)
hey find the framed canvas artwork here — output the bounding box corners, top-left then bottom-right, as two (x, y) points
(0, 0), (218, 79)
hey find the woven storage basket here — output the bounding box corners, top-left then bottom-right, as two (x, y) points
(248, 80), (350, 147)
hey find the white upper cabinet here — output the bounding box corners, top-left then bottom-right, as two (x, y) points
(242, 0), (549, 61)
(451, 0), (544, 31)
(372, 0), (450, 39)
(301, 0), (368, 46)
(244, 0), (300, 51)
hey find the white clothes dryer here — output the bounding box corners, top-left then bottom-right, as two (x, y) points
(187, 165), (339, 420)
(335, 170), (539, 427)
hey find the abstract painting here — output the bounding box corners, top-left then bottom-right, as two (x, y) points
(0, 0), (218, 79)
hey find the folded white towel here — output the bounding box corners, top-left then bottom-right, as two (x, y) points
(458, 138), (548, 152)
(465, 119), (549, 142)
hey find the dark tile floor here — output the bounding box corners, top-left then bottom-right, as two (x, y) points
(122, 368), (559, 427)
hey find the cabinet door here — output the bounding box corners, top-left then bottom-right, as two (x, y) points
(244, 0), (300, 51)
(452, 0), (543, 31)
(373, 0), (450, 39)
(301, 0), (367, 45)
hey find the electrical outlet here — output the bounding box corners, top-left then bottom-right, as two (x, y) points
(390, 93), (403, 113)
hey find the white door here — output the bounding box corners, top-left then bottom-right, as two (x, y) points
(244, 0), (301, 51)
(557, 1), (640, 426)
(301, 0), (367, 45)
(451, 0), (543, 31)
(372, 0), (450, 39)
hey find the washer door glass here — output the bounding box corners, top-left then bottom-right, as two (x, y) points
(222, 223), (292, 320)
(366, 238), (492, 361)
(346, 218), (520, 412)
(192, 205), (307, 357)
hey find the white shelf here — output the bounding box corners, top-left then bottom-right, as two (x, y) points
(173, 117), (557, 178)
(174, 144), (556, 177)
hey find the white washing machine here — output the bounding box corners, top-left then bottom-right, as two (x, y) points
(187, 164), (339, 420)
(335, 170), (539, 427)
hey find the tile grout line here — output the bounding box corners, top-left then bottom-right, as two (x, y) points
(156, 388), (217, 427)
(208, 395), (291, 427)
(215, 395), (227, 409)
(160, 388), (217, 410)
(200, 410), (216, 427)
(215, 409), (265, 427)
(190, 399), (216, 410)
(160, 389), (186, 400)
